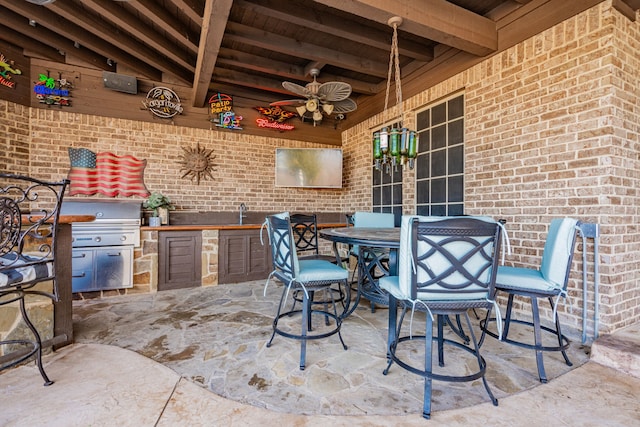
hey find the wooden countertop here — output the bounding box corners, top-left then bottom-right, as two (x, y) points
(141, 222), (348, 231)
(22, 214), (96, 224)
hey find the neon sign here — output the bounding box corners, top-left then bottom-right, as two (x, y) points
(254, 105), (296, 131)
(208, 92), (243, 130)
(256, 118), (294, 130)
(33, 72), (72, 106)
(216, 111), (243, 130)
(0, 54), (21, 89)
(208, 92), (233, 115)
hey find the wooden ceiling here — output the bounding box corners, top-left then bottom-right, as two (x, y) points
(2, 0), (639, 133)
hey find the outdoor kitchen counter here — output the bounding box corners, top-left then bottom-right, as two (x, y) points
(140, 222), (347, 231)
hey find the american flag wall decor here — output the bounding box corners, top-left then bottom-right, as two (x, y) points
(67, 148), (150, 197)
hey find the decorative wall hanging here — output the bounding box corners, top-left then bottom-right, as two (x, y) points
(142, 86), (183, 118)
(208, 92), (243, 130)
(0, 53), (21, 89)
(178, 143), (216, 185)
(254, 105), (296, 131)
(33, 71), (72, 106)
(67, 147), (150, 197)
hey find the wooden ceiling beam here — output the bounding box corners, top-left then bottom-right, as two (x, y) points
(217, 48), (306, 81)
(0, 0), (161, 81)
(235, 0), (433, 62)
(192, 0), (233, 107)
(44, 0), (189, 84)
(0, 8), (113, 69)
(313, 0), (497, 56)
(79, 0), (196, 72)
(212, 68), (296, 96)
(614, 0), (637, 21)
(224, 22), (390, 78)
(166, 0), (204, 26)
(207, 82), (284, 105)
(0, 24), (62, 63)
(216, 49), (379, 95)
(126, 0), (200, 52)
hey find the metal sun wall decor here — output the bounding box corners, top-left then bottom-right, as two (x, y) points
(0, 54), (21, 89)
(33, 71), (72, 106)
(209, 92), (243, 130)
(142, 86), (184, 119)
(179, 142), (216, 185)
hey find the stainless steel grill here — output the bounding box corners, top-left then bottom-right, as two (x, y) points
(61, 200), (141, 293)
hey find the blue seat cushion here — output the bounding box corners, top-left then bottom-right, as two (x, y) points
(0, 252), (53, 288)
(496, 265), (562, 294)
(297, 259), (348, 282)
(379, 275), (405, 299)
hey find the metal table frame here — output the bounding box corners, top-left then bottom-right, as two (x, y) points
(320, 227), (399, 317)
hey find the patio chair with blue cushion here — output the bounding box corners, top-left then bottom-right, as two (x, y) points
(0, 173), (69, 386)
(480, 217), (580, 383)
(379, 215), (503, 419)
(351, 211), (395, 310)
(289, 213), (349, 317)
(262, 212), (349, 370)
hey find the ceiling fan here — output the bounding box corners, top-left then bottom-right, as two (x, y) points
(270, 68), (357, 126)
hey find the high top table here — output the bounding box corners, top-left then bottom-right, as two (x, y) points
(319, 227), (399, 317)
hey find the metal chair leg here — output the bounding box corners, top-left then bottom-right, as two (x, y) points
(19, 296), (53, 386)
(423, 312), (434, 419)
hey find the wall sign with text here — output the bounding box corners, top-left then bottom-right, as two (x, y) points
(209, 92), (243, 130)
(142, 86), (183, 118)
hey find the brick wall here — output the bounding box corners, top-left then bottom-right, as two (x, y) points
(342, 2), (639, 335)
(1, 104), (344, 214)
(0, 101), (30, 172)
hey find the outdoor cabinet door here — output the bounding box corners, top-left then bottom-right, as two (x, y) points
(219, 229), (271, 284)
(158, 231), (202, 291)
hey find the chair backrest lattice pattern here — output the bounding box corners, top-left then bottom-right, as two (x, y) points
(397, 216), (502, 302)
(290, 213), (321, 256)
(266, 213), (299, 281)
(0, 174), (69, 298)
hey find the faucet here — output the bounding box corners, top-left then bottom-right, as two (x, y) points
(239, 203), (247, 225)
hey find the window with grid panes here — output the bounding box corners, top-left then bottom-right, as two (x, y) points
(415, 94), (464, 216)
(372, 124), (403, 225)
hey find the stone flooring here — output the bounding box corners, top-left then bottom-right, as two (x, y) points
(68, 281), (592, 417)
(1, 280), (639, 426)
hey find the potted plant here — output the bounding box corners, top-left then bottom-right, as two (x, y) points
(143, 192), (175, 226)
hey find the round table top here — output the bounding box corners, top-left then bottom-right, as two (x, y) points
(320, 227), (400, 248)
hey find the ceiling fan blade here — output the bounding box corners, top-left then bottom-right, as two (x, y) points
(331, 98), (357, 113)
(317, 82), (352, 102)
(270, 99), (306, 106)
(282, 81), (312, 97)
